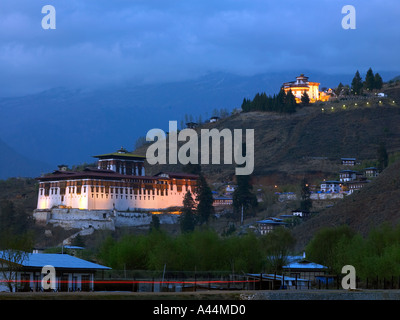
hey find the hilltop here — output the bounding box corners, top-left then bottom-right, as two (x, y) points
(139, 89), (400, 188)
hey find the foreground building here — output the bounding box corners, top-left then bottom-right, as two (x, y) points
(0, 251), (110, 292)
(34, 148), (198, 230)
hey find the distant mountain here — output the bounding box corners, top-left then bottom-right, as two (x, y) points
(391, 75), (400, 82)
(0, 137), (52, 179)
(0, 71), (354, 178)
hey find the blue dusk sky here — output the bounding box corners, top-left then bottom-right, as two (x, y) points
(0, 0), (399, 97)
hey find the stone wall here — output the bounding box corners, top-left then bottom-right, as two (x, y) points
(33, 208), (179, 231)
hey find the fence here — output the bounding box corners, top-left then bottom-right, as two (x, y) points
(93, 270), (400, 292)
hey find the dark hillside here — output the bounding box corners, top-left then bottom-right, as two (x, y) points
(292, 158), (400, 250)
(139, 102), (400, 186)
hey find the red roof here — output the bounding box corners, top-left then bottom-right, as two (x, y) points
(37, 168), (198, 182)
(37, 168), (158, 182)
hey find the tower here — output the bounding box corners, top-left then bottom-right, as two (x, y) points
(94, 147), (146, 176)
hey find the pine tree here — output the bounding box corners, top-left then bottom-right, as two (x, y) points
(301, 91), (310, 106)
(364, 67), (375, 91)
(285, 89), (297, 112)
(232, 174), (258, 221)
(377, 142), (388, 172)
(195, 174), (214, 224)
(180, 190), (196, 233)
(300, 178), (312, 212)
(241, 98), (251, 112)
(149, 215), (160, 232)
(335, 83), (344, 96)
(351, 70), (363, 95)
(275, 88), (286, 112)
(374, 73), (383, 90)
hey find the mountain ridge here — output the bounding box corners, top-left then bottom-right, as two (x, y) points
(0, 71), (358, 177)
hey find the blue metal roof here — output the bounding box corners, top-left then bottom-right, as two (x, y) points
(14, 253), (111, 270)
(256, 219), (285, 225)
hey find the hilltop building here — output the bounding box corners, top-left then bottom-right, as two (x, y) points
(34, 148), (198, 230)
(283, 74), (331, 103)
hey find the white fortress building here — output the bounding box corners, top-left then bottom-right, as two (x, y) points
(34, 148), (198, 230)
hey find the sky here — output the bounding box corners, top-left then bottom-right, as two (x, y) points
(0, 0), (399, 97)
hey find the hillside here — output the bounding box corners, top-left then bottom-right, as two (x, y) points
(291, 157), (400, 250)
(139, 98), (400, 187)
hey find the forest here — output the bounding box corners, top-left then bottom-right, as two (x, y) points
(306, 222), (400, 280)
(240, 88), (297, 114)
(97, 227), (295, 274)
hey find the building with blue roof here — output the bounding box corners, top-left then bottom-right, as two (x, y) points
(283, 254), (328, 283)
(0, 251), (110, 292)
(256, 218), (286, 235)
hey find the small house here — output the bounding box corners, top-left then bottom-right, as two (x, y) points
(341, 158), (357, 166)
(256, 218), (286, 235)
(339, 170), (357, 182)
(291, 210), (310, 218)
(343, 180), (369, 194)
(320, 180), (342, 193)
(364, 167), (379, 178)
(212, 196), (233, 206)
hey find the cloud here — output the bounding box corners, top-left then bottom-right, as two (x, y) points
(0, 0), (399, 96)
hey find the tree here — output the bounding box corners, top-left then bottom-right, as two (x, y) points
(261, 227), (296, 273)
(149, 215), (160, 232)
(374, 73), (383, 90)
(299, 178), (312, 212)
(377, 142), (388, 172)
(182, 163), (202, 175)
(301, 91), (310, 106)
(351, 70), (363, 95)
(335, 82), (344, 96)
(285, 90), (297, 113)
(364, 67), (375, 91)
(195, 174), (214, 224)
(0, 200), (31, 236)
(180, 190), (196, 233)
(232, 174), (258, 221)
(0, 232), (33, 292)
(275, 88), (286, 112)
(306, 225), (355, 272)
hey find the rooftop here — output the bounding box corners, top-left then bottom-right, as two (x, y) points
(93, 147), (146, 160)
(0, 252), (111, 270)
